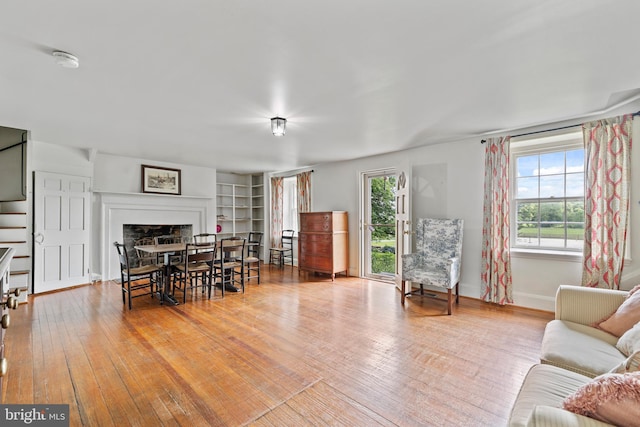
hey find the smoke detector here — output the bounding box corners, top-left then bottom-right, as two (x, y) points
(52, 51), (79, 69)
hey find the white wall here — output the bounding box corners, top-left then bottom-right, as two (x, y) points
(30, 144), (218, 281)
(310, 117), (640, 312)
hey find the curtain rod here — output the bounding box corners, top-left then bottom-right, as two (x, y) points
(480, 110), (640, 144)
(271, 169), (314, 178)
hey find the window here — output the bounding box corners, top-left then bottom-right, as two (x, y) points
(282, 176), (298, 233)
(511, 130), (584, 252)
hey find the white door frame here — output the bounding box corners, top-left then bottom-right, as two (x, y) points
(359, 168), (398, 281)
(33, 171), (91, 293)
(394, 170), (412, 293)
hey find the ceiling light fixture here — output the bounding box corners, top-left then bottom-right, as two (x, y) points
(52, 51), (79, 69)
(271, 116), (286, 136)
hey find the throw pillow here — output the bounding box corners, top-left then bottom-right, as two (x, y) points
(596, 291), (640, 337)
(563, 372), (640, 427)
(610, 350), (640, 374)
(617, 321), (640, 356)
(629, 284), (640, 296)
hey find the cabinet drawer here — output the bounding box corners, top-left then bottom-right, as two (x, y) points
(300, 253), (332, 270)
(300, 213), (332, 232)
(299, 234), (332, 256)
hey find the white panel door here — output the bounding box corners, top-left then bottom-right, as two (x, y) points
(33, 171), (91, 293)
(394, 170), (412, 293)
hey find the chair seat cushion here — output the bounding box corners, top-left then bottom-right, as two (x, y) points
(541, 320), (624, 377)
(176, 262), (209, 273)
(129, 264), (161, 275)
(403, 267), (455, 288)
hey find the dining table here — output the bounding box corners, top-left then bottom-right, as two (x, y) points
(134, 240), (244, 305)
(134, 242), (216, 305)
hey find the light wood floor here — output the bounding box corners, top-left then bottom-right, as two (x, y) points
(2, 266), (552, 426)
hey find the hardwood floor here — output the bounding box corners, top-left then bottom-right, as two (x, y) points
(2, 267), (552, 426)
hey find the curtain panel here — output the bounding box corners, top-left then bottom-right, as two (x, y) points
(270, 177), (284, 248)
(480, 136), (514, 305)
(581, 115), (633, 289)
(296, 171), (312, 213)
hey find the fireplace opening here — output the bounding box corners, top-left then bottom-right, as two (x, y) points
(123, 224), (193, 266)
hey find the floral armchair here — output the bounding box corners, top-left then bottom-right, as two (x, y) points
(401, 218), (464, 315)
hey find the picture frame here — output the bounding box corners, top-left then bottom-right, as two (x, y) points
(141, 165), (181, 195)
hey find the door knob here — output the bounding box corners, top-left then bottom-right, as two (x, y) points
(1, 314), (9, 329)
(1, 296), (17, 310)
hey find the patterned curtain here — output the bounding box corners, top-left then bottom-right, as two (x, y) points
(296, 171), (312, 213)
(270, 177), (284, 248)
(480, 136), (514, 305)
(581, 115), (632, 289)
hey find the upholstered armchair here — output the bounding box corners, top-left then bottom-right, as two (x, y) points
(401, 218), (464, 315)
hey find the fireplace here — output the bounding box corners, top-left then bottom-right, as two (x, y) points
(97, 192), (213, 281)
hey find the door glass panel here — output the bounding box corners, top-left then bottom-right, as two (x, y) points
(366, 174), (397, 280)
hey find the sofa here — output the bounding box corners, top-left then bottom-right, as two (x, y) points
(509, 285), (640, 427)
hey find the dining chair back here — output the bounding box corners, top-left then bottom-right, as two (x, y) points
(244, 231), (263, 284)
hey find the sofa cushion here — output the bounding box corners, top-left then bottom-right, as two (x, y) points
(563, 371), (640, 427)
(595, 291), (640, 338)
(616, 321), (640, 357)
(509, 364), (593, 427)
(528, 405), (614, 426)
(540, 320), (624, 377)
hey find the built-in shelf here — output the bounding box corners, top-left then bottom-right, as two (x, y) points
(215, 172), (265, 258)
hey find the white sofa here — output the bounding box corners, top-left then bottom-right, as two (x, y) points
(509, 285), (635, 427)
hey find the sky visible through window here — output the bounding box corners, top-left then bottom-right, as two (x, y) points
(516, 149), (584, 199)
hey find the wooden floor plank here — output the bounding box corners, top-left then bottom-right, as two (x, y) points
(2, 266), (552, 426)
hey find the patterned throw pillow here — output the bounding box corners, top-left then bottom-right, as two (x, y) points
(596, 291), (640, 337)
(563, 372), (640, 426)
(617, 321), (640, 357)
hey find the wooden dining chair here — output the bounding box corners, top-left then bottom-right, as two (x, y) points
(214, 237), (246, 293)
(269, 229), (294, 268)
(244, 231), (263, 284)
(154, 234), (187, 264)
(114, 242), (163, 309)
(173, 242), (217, 302)
(134, 237), (158, 267)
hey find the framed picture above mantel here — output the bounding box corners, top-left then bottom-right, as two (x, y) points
(141, 164), (181, 195)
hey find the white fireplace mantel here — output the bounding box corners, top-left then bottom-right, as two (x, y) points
(97, 191), (214, 280)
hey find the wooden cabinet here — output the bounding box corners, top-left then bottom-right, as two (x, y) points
(298, 211), (348, 280)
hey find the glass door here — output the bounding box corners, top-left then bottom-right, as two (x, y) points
(361, 170), (397, 281)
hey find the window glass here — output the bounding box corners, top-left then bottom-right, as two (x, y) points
(282, 176), (298, 233)
(512, 132), (584, 252)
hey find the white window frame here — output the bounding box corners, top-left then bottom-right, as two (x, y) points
(510, 129), (584, 258)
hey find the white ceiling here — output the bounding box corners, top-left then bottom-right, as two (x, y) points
(1, 1), (639, 173)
